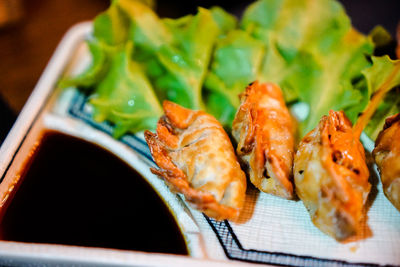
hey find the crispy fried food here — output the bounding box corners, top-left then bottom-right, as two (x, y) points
(232, 81), (295, 199)
(144, 101), (246, 220)
(294, 110), (371, 241)
(373, 113), (400, 212)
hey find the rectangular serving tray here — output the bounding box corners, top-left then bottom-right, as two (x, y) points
(0, 21), (399, 267)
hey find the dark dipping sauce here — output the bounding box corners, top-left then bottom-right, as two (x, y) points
(0, 131), (188, 255)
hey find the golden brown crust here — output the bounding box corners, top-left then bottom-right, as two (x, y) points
(373, 113), (400, 212)
(232, 81), (295, 199)
(294, 110), (370, 241)
(145, 101), (247, 221)
(382, 112), (400, 131)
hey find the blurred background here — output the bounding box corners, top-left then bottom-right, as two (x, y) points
(0, 0), (398, 144)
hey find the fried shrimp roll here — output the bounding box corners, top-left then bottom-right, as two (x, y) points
(373, 113), (400, 212)
(144, 101), (246, 221)
(232, 81), (295, 199)
(294, 110), (371, 241)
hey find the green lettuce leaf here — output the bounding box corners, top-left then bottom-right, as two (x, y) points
(362, 56), (400, 140)
(364, 89), (400, 140)
(119, 1), (223, 109)
(59, 39), (114, 89)
(204, 30), (264, 126)
(89, 42), (162, 137)
(93, 2), (130, 45)
(154, 7), (220, 109)
(118, 0), (172, 54)
(60, 0), (400, 140)
(241, 0), (374, 136)
(59, 0), (131, 89)
(209, 6), (237, 35)
(363, 56), (400, 97)
(59, 0), (164, 136)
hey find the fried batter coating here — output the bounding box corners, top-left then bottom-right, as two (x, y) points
(373, 113), (400, 212)
(232, 81), (295, 199)
(294, 110), (371, 241)
(145, 101), (246, 220)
